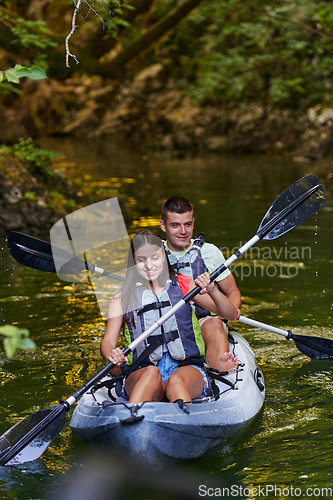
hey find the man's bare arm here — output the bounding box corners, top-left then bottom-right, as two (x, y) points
(217, 274), (241, 309)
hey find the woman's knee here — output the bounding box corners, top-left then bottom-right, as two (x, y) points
(165, 370), (185, 390)
(141, 365), (163, 386)
(166, 367), (204, 396)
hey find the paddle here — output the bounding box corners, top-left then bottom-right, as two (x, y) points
(7, 232), (125, 281)
(1, 173), (326, 466)
(238, 315), (333, 360)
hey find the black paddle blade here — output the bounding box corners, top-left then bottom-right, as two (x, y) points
(257, 174), (326, 240)
(290, 333), (333, 360)
(0, 408), (66, 466)
(7, 232), (87, 275)
(8, 232), (57, 273)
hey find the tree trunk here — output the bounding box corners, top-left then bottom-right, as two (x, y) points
(98, 0), (204, 76)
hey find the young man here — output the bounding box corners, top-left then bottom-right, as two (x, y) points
(160, 196), (241, 372)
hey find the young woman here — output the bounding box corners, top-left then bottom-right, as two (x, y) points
(100, 230), (239, 404)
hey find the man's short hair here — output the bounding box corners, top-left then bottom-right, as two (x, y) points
(161, 196), (193, 222)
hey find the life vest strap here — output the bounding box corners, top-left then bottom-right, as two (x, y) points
(124, 330), (180, 377)
(177, 356), (206, 367)
(137, 300), (171, 315)
(152, 330), (179, 345)
(174, 261), (191, 270)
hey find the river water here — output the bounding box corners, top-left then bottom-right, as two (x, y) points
(0, 138), (332, 499)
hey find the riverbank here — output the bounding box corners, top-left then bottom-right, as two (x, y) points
(2, 64), (333, 160)
(0, 139), (127, 235)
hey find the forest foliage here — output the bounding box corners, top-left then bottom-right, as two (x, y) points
(1, 0), (332, 114)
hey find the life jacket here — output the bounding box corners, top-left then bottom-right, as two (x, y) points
(164, 233), (213, 320)
(123, 276), (205, 366)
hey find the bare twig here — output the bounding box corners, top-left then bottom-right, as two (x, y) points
(65, 0), (82, 67)
(66, 0), (123, 67)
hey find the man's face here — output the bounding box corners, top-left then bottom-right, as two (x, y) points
(160, 211), (194, 251)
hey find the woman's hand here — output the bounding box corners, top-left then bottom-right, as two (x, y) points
(194, 272), (214, 295)
(108, 347), (128, 366)
(192, 272), (239, 321)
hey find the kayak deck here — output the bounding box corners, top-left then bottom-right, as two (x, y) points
(70, 333), (265, 466)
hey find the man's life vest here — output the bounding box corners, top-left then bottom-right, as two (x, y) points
(165, 233), (213, 320)
(123, 277), (205, 366)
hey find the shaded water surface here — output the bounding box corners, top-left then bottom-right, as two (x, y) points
(0, 138), (332, 499)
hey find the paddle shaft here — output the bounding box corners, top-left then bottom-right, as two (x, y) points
(238, 315), (333, 359)
(67, 230), (291, 402)
(238, 315), (290, 338)
(69, 237), (263, 403)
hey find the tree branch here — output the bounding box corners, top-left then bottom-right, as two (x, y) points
(98, 0), (204, 76)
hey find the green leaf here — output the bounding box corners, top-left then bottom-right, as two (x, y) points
(14, 65), (30, 78)
(4, 336), (19, 358)
(26, 66), (47, 80)
(18, 338), (36, 350)
(4, 68), (20, 84)
(15, 66), (47, 80)
(0, 325), (35, 357)
(0, 325), (21, 337)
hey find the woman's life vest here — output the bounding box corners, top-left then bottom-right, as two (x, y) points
(164, 233), (213, 320)
(123, 276), (205, 366)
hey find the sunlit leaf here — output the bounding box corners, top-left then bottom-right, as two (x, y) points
(0, 325), (21, 337)
(0, 325), (35, 357)
(26, 66), (47, 80)
(18, 338), (37, 350)
(4, 69), (20, 84)
(14, 65), (30, 78)
(3, 336), (19, 358)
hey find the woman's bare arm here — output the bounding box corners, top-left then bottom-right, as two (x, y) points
(100, 293), (128, 365)
(189, 273), (240, 321)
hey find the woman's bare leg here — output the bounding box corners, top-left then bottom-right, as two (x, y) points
(165, 366), (204, 402)
(125, 365), (165, 403)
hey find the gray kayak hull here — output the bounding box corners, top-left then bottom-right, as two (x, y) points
(70, 333), (265, 465)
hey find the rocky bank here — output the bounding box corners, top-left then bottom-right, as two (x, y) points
(0, 139), (126, 235)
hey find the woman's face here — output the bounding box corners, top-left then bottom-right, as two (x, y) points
(134, 243), (165, 281)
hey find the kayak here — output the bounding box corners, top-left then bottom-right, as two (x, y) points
(70, 333), (265, 467)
